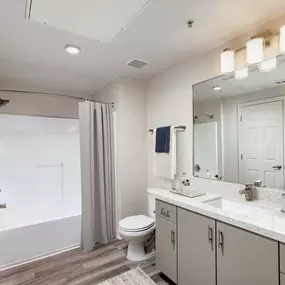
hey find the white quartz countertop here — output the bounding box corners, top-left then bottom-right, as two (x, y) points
(148, 188), (285, 244)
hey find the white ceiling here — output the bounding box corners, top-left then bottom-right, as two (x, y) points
(28, 0), (153, 43)
(194, 55), (285, 102)
(1, 0), (285, 97)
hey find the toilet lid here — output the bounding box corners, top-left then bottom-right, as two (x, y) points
(119, 215), (155, 232)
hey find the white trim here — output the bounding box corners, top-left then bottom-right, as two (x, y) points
(238, 97), (285, 187)
(0, 244), (80, 272)
(239, 96), (285, 107)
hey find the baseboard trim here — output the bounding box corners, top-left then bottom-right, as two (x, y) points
(0, 244), (80, 272)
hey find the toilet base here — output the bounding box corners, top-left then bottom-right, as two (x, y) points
(127, 241), (148, 261)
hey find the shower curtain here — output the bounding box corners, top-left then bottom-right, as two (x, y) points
(79, 101), (116, 252)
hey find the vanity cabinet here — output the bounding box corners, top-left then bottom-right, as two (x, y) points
(155, 198), (279, 285)
(216, 222), (279, 285)
(155, 200), (177, 283)
(178, 208), (216, 285)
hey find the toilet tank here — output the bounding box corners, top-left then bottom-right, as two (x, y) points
(148, 193), (156, 218)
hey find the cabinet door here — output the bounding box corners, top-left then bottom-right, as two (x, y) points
(178, 208), (216, 285)
(281, 274), (285, 285)
(217, 222), (278, 285)
(156, 215), (177, 283)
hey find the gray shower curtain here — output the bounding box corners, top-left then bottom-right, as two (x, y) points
(79, 101), (116, 252)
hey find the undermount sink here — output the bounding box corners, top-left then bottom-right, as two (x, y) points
(203, 197), (273, 218)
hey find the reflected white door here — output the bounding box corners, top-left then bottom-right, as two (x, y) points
(239, 101), (283, 188)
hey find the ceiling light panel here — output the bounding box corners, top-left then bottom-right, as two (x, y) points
(27, 0), (153, 43)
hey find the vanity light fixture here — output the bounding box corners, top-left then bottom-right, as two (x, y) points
(220, 48), (235, 74)
(259, 57), (277, 72)
(65, 45), (81, 55)
(234, 67), (248, 80)
(280, 25), (285, 53)
(246, 38), (264, 64)
(213, 86), (221, 91)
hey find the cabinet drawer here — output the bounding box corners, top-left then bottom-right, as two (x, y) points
(156, 199), (177, 223)
(281, 274), (285, 285)
(280, 243), (285, 273)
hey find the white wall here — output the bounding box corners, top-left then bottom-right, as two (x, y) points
(94, 78), (148, 218)
(145, 15), (285, 190)
(0, 91), (80, 118)
(146, 52), (220, 189)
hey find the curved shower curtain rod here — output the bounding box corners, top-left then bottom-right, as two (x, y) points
(0, 89), (114, 106)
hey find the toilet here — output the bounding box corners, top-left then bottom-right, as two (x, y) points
(119, 194), (155, 261)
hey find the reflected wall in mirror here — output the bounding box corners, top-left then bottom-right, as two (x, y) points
(193, 54), (285, 190)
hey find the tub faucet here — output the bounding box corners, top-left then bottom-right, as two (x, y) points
(239, 184), (254, 201)
(0, 203), (6, 209)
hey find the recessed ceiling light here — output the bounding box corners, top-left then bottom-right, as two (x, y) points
(213, 86), (222, 91)
(65, 45), (81, 55)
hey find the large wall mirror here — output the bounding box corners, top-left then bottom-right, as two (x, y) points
(193, 54), (285, 190)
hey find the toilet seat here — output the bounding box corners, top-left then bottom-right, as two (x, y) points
(119, 215), (154, 233)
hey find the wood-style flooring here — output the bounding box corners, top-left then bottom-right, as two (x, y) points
(0, 240), (173, 285)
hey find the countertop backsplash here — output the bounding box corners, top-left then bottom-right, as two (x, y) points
(160, 175), (285, 205)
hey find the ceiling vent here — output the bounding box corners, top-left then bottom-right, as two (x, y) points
(126, 59), (148, 68)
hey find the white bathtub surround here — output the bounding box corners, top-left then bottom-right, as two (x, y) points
(0, 215), (81, 271)
(79, 102), (116, 252)
(149, 187), (285, 243)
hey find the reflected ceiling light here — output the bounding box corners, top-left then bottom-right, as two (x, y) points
(213, 86), (221, 91)
(280, 25), (285, 53)
(65, 45), (81, 55)
(220, 48), (235, 73)
(246, 38), (264, 64)
(234, 67), (248, 80)
(258, 57), (277, 72)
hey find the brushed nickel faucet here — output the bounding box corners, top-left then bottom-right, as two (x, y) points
(279, 193), (285, 213)
(239, 184), (254, 201)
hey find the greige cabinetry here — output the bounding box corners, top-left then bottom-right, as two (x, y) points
(155, 200), (177, 283)
(279, 243), (285, 283)
(156, 199), (279, 285)
(217, 222), (279, 285)
(178, 208), (216, 285)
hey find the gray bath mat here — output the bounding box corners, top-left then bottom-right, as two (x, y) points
(98, 267), (156, 285)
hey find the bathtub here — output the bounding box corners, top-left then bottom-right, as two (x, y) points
(0, 213), (81, 270)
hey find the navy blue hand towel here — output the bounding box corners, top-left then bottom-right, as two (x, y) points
(155, 126), (171, 153)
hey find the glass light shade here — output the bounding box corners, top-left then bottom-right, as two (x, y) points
(246, 38), (264, 64)
(280, 25), (285, 53)
(258, 57), (277, 72)
(220, 49), (235, 73)
(235, 67), (248, 80)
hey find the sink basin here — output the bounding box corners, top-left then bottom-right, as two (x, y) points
(203, 197), (273, 218)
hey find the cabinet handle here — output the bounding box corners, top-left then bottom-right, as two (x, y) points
(208, 226), (213, 249)
(218, 230), (224, 255)
(160, 208), (170, 218)
(171, 230), (175, 248)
